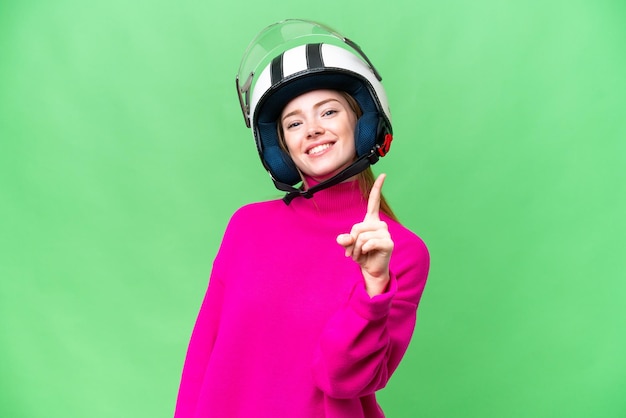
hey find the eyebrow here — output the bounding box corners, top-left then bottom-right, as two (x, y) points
(281, 98), (341, 122)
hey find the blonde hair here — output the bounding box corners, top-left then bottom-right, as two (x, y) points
(277, 90), (398, 221)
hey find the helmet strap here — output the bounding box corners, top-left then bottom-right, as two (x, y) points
(277, 150), (380, 205)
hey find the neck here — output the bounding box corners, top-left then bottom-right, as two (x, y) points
(302, 174), (358, 190)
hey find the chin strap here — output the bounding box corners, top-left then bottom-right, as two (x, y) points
(274, 149), (381, 205)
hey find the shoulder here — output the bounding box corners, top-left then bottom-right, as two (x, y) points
(215, 199), (285, 254)
(384, 217), (431, 302)
(385, 217), (429, 260)
(224, 199), (286, 232)
(385, 216), (430, 281)
(231, 198), (285, 219)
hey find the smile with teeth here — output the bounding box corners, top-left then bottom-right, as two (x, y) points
(307, 143), (333, 155)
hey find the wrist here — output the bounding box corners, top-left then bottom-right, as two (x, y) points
(362, 270), (390, 297)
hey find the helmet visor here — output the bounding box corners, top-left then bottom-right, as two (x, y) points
(236, 19), (378, 127)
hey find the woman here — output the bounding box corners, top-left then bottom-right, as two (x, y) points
(175, 19), (430, 418)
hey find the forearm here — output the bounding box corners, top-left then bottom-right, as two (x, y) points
(312, 275), (416, 399)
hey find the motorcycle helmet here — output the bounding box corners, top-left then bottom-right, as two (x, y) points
(236, 19), (393, 203)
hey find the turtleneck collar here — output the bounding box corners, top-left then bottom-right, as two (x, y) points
(289, 176), (368, 215)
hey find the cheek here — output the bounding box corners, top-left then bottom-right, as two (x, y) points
(343, 126), (357, 149)
(283, 134), (299, 156)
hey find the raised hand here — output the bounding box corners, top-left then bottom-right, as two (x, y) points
(336, 173), (394, 297)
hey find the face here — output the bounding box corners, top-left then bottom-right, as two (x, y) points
(280, 89), (358, 183)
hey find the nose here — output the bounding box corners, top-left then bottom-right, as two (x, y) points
(306, 122), (324, 138)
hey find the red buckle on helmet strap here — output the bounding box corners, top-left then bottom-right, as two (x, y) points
(378, 133), (393, 157)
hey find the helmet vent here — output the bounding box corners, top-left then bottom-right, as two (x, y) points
(305, 43), (324, 69)
(270, 53), (283, 86)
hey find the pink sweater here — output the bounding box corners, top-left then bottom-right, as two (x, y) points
(175, 180), (430, 418)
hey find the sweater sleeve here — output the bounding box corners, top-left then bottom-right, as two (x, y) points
(174, 212), (238, 417)
(311, 231), (430, 399)
(174, 270), (225, 418)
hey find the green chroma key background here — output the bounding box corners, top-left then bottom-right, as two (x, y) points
(1, 0), (624, 417)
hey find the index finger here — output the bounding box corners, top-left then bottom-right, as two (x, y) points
(365, 173), (386, 220)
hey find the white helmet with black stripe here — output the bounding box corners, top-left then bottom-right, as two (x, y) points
(236, 19), (394, 203)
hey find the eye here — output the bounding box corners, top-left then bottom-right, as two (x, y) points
(322, 109), (337, 117)
(285, 120), (301, 129)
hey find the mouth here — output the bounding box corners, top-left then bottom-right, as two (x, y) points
(306, 142), (334, 156)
